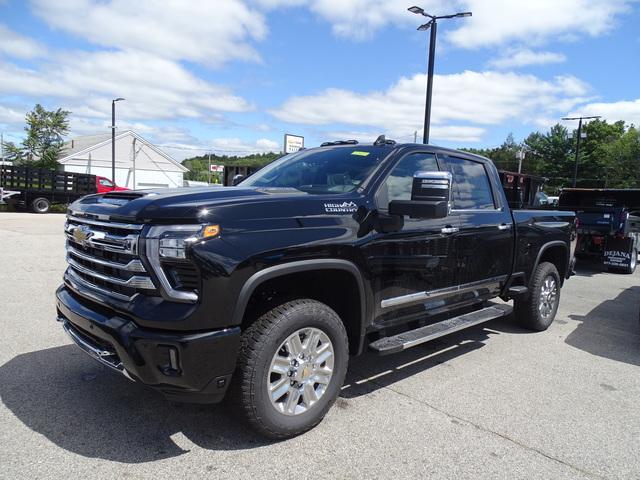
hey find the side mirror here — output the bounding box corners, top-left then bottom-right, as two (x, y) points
(232, 174), (245, 186)
(388, 171), (452, 219)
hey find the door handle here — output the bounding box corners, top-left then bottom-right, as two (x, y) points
(441, 226), (459, 234)
(497, 223), (511, 230)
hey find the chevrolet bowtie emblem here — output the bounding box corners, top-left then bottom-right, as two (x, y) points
(73, 225), (93, 247)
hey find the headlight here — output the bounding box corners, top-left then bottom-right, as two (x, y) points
(148, 225), (220, 260)
(144, 224), (220, 302)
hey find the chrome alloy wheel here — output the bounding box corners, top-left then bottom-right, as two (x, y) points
(538, 275), (558, 319)
(267, 327), (334, 416)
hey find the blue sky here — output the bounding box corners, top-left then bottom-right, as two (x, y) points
(1, 0), (639, 160)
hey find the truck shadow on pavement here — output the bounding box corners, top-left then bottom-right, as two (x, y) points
(341, 315), (528, 399)
(565, 285), (640, 366)
(573, 258), (606, 277)
(0, 315), (531, 462)
(0, 346), (272, 463)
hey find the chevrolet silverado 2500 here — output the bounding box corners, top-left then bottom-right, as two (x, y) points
(56, 139), (576, 438)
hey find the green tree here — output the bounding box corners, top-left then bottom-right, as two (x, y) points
(524, 124), (573, 190)
(3, 104), (71, 169)
(182, 152), (282, 182)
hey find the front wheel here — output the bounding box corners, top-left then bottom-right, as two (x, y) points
(514, 262), (561, 331)
(232, 299), (349, 439)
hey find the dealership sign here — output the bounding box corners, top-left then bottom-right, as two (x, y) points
(284, 134), (304, 154)
(210, 164), (224, 173)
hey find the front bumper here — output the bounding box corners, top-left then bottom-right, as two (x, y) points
(56, 285), (241, 403)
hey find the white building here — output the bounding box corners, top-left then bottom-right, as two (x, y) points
(59, 130), (188, 189)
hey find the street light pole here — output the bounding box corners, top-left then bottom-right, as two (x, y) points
(409, 6), (471, 144)
(562, 115), (601, 187)
(111, 97), (125, 184)
(423, 18), (437, 145)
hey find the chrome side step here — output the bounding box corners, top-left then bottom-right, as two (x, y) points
(369, 304), (513, 355)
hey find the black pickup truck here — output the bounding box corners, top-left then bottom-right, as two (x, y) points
(56, 140), (576, 438)
(560, 188), (639, 274)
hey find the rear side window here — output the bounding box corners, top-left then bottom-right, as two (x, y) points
(440, 156), (495, 210)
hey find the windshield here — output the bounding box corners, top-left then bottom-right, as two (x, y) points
(240, 146), (389, 194)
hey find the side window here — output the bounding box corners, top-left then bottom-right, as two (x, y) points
(441, 156), (495, 210)
(378, 153), (438, 210)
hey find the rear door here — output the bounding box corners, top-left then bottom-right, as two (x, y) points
(439, 155), (513, 296)
(364, 151), (461, 326)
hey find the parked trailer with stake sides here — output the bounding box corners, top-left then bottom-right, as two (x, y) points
(0, 164), (127, 213)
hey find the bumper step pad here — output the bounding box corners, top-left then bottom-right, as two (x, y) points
(369, 304), (513, 355)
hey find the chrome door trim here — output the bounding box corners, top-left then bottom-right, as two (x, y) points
(381, 275), (507, 309)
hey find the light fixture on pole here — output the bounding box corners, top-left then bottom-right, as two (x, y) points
(408, 6), (472, 144)
(111, 97), (125, 185)
(561, 115), (601, 187)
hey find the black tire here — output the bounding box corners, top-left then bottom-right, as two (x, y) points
(607, 248), (637, 274)
(624, 249), (637, 274)
(231, 299), (349, 439)
(31, 197), (51, 214)
(514, 262), (561, 331)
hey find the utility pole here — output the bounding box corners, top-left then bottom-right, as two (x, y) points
(1, 133), (4, 167)
(517, 149), (525, 173)
(409, 6), (471, 144)
(413, 130), (418, 143)
(208, 152), (212, 184)
(111, 97), (125, 184)
(132, 137), (137, 190)
(562, 115), (601, 187)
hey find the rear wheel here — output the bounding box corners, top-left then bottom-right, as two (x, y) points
(232, 299), (349, 439)
(514, 262), (561, 331)
(31, 197), (51, 214)
(625, 248), (637, 274)
(607, 248), (637, 274)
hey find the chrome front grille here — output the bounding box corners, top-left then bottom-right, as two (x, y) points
(64, 214), (156, 301)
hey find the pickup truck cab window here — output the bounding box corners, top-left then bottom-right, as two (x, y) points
(240, 145), (391, 194)
(440, 155), (496, 210)
(376, 152), (438, 210)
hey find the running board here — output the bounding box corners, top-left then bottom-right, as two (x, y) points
(369, 304), (513, 355)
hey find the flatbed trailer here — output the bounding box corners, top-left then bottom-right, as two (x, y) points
(559, 188), (640, 273)
(0, 165), (122, 213)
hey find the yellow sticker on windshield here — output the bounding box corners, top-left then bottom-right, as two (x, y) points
(351, 151), (370, 156)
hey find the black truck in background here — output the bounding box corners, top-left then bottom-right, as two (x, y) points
(56, 140), (576, 438)
(559, 188), (640, 274)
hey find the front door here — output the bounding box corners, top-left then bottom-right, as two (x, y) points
(363, 151), (461, 327)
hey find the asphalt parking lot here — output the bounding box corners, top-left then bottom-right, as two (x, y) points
(1, 212), (639, 479)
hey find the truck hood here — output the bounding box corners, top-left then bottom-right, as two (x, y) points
(69, 186), (362, 224)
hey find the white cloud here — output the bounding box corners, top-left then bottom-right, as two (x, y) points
(270, 70), (590, 142)
(447, 0), (632, 48)
(0, 24), (46, 58)
(0, 105), (25, 128)
(488, 49), (566, 69)
(569, 98), (640, 126)
(256, 0), (633, 45)
(256, 0), (439, 39)
(30, 0), (267, 67)
(158, 137), (280, 160)
(0, 51), (252, 122)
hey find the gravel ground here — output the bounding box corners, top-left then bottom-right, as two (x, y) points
(1, 212), (639, 480)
